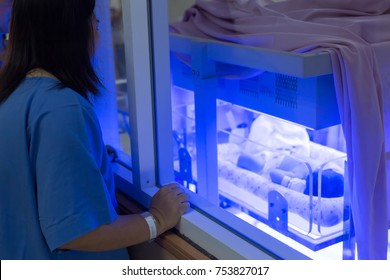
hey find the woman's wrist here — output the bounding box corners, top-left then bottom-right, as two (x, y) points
(148, 207), (166, 235)
(140, 211), (158, 240)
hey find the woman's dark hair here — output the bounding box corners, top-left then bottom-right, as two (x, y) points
(0, 0), (101, 103)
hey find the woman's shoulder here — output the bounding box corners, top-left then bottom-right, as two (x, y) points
(24, 77), (92, 111)
(17, 77), (98, 128)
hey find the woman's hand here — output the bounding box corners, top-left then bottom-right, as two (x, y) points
(149, 182), (190, 235)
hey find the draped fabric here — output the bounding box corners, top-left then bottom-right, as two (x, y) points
(170, 0), (390, 259)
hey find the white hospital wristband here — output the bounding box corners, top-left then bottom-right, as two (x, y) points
(140, 211), (157, 240)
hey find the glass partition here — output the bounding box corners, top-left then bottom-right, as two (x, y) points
(112, 0), (389, 260)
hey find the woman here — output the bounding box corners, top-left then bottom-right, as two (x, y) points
(0, 0), (189, 260)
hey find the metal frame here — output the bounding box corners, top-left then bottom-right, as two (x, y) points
(121, 0), (156, 189)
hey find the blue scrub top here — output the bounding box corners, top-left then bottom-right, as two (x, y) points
(0, 77), (129, 259)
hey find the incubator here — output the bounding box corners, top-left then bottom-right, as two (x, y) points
(169, 33), (351, 255)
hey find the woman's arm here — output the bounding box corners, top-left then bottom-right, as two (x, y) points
(58, 184), (189, 252)
(58, 214), (152, 251)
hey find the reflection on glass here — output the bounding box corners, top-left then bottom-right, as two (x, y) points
(109, 0), (131, 155)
